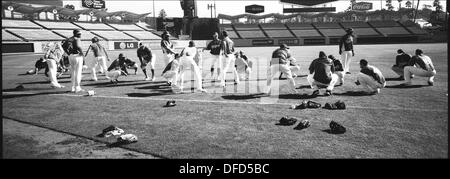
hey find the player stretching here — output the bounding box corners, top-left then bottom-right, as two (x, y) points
(137, 42), (155, 81)
(219, 31), (240, 87)
(401, 49), (436, 86)
(203, 32), (222, 81)
(84, 37), (110, 81)
(160, 31), (176, 66)
(266, 44), (298, 95)
(355, 59), (386, 94)
(307, 51), (338, 96)
(391, 49), (412, 80)
(176, 41), (207, 93)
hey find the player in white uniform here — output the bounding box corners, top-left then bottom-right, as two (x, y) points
(62, 30), (84, 93)
(266, 44), (298, 95)
(218, 31), (240, 87)
(339, 28), (355, 74)
(175, 41), (207, 93)
(160, 31), (176, 66)
(43, 42), (65, 88)
(355, 59), (386, 94)
(84, 37), (110, 81)
(401, 49), (436, 86)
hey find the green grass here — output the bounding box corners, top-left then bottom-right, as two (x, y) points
(2, 43), (448, 158)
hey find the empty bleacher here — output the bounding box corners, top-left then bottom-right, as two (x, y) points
(368, 20), (412, 37)
(73, 22), (115, 30)
(123, 31), (161, 40)
(260, 23), (294, 38)
(2, 19), (41, 29)
(286, 23), (322, 38)
(219, 24), (240, 39)
(33, 20), (79, 30)
(400, 20), (429, 35)
(339, 21), (381, 37)
(5, 28), (64, 41)
(233, 24), (266, 39)
(107, 23), (143, 31)
(313, 22), (345, 38)
(2, 29), (23, 41)
(135, 22), (154, 31)
(90, 30), (135, 40)
(53, 29), (97, 40)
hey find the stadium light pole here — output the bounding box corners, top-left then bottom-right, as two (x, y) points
(413, 0), (420, 23)
(153, 0), (156, 29)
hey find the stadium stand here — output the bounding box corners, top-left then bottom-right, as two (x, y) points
(376, 27), (412, 36)
(33, 20), (79, 30)
(90, 30), (135, 40)
(123, 31), (161, 40)
(73, 22), (115, 30)
(135, 22), (154, 31)
(4, 28), (64, 41)
(340, 21), (371, 28)
(290, 29), (322, 37)
(233, 24), (266, 39)
(313, 22), (342, 29)
(351, 28), (381, 36)
(107, 23), (143, 31)
(2, 29), (23, 41)
(368, 20), (401, 27)
(260, 23), (294, 38)
(318, 28), (346, 37)
(218, 24), (240, 39)
(2, 19), (41, 29)
(400, 20), (429, 35)
(285, 23), (315, 30)
(53, 29), (97, 40)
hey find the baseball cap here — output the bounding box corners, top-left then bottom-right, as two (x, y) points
(73, 29), (81, 35)
(346, 28), (354, 33)
(280, 44), (289, 49)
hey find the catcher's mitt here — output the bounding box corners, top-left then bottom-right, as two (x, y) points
(307, 100), (321, 108)
(294, 120), (310, 130)
(278, 116), (298, 126)
(330, 121), (346, 134)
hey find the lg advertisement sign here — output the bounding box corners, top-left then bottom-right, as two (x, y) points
(82, 0), (106, 9)
(245, 5), (264, 14)
(352, 2), (373, 11)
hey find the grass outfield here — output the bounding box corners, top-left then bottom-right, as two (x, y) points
(2, 43), (448, 158)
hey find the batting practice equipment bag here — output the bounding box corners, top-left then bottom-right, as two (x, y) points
(294, 120), (310, 130)
(330, 121), (346, 134)
(278, 116), (298, 126)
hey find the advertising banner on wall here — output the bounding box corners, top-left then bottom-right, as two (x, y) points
(82, 0), (106, 9)
(352, 2), (373, 11)
(252, 39), (274, 46)
(114, 42), (138, 50)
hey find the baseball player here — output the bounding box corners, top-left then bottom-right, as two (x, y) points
(391, 49), (412, 80)
(106, 63), (128, 84)
(266, 44), (298, 95)
(176, 41), (207, 93)
(218, 31), (240, 87)
(307, 51), (339, 96)
(161, 53), (181, 87)
(328, 55), (345, 85)
(160, 31), (176, 66)
(355, 59), (386, 94)
(339, 28), (355, 74)
(25, 57), (49, 77)
(43, 42), (65, 88)
(108, 53), (138, 75)
(85, 37), (110, 81)
(279, 55), (301, 79)
(234, 51), (252, 81)
(202, 32), (223, 81)
(401, 49), (436, 86)
(62, 29), (84, 93)
(137, 42), (155, 81)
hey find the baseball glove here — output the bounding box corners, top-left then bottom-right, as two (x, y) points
(294, 120), (310, 130)
(307, 101), (322, 108)
(330, 121), (346, 134)
(291, 101), (308, 109)
(278, 116), (298, 126)
(335, 100), (346, 109)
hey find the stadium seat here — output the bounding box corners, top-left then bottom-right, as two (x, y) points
(291, 29), (322, 37)
(313, 22), (342, 29)
(2, 29), (23, 41)
(90, 30), (135, 40)
(260, 23), (287, 30)
(33, 20), (79, 30)
(264, 30), (294, 38)
(5, 28), (64, 41)
(376, 27), (412, 36)
(352, 28), (381, 36)
(286, 23), (315, 30)
(53, 30), (97, 40)
(107, 23), (143, 31)
(237, 30), (266, 39)
(135, 22), (154, 31)
(318, 28), (347, 37)
(73, 22), (115, 30)
(368, 20), (401, 27)
(123, 31), (161, 40)
(2, 19), (41, 29)
(340, 21), (371, 28)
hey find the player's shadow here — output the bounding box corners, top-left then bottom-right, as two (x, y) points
(126, 87), (174, 97)
(135, 83), (171, 90)
(333, 91), (376, 96)
(277, 93), (318, 99)
(385, 84), (426, 88)
(322, 129), (345, 135)
(221, 93), (266, 100)
(84, 81), (161, 88)
(2, 90), (68, 99)
(296, 85), (312, 89)
(385, 77), (404, 81)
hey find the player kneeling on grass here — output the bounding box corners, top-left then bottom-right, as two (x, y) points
(307, 51), (338, 96)
(110, 53), (138, 75)
(391, 49), (412, 80)
(328, 55), (344, 85)
(401, 49), (436, 86)
(235, 51), (252, 81)
(106, 59), (128, 84)
(355, 59), (386, 94)
(266, 44), (298, 95)
(26, 57), (49, 77)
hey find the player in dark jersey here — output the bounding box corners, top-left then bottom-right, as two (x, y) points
(203, 32), (222, 81)
(391, 49), (412, 80)
(339, 28), (355, 74)
(26, 57), (49, 76)
(137, 42), (155, 81)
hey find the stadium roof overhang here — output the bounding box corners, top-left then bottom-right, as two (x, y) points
(280, 0), (338, 6)
(1, 1), (151, 19)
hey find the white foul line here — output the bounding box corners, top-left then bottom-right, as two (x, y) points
(42, 93), (448, 113)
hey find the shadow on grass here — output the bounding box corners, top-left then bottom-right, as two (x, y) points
(277, 93), (319, 99)
(385, 77), (403, 81)
(322, 129), (345, 135)
(385, 84), (426, 88)
(333, 91), (376, 96)
(296, 85), (311, 89)
(2, 90), (69, 99)
(221, 93), (266, 100)
(84, 81), (164, 88)
(126, 90), (173, 97)
(135, 83), (171, 90)
(106, 141), (137, 148)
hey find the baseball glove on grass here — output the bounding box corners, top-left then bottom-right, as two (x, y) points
(278, 116), (298, 126)
(330, 121), (346, 134)
(294, 120), (310, 130)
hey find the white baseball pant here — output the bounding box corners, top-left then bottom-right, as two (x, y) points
(357, 73), (386, 92)
(307, 73), (339, 91)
